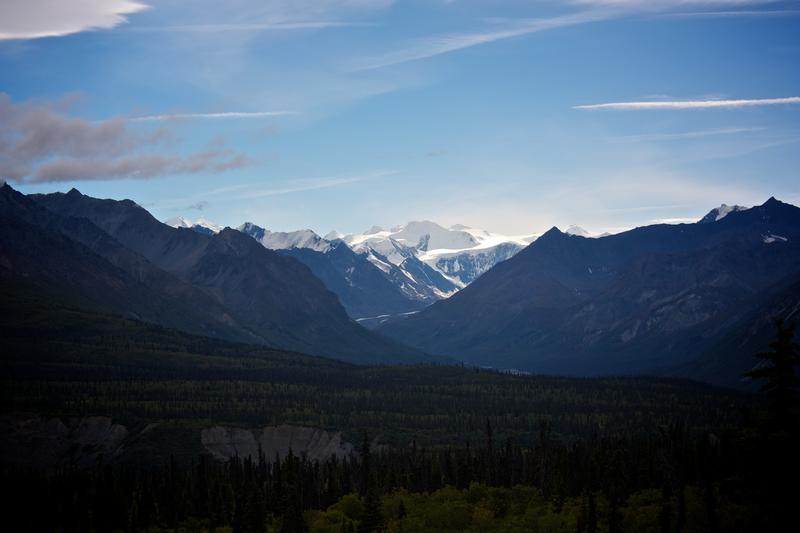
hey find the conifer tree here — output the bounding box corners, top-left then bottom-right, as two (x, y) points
(745, 318), (800, 431)
(358, 433), (383, 533)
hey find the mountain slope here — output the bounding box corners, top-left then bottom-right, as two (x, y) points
(0, 184), (258, 343)
(379, 198), (800, 382)
(670, 275), (800, 389)
(30, 189), (432, 364)
(341, 231), (461, 303)
(238, 223), (422, 319)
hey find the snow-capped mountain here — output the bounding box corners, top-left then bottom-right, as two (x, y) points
(698, 204), (748, 223)
(337, 221), (537, 287)
(165, 216), (223, 236)
(334, 229), (459, 302)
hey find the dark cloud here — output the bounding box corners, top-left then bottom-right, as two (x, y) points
(0, 93), (253, 183)
(187, 201), (209, 211)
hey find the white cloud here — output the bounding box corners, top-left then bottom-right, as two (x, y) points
(131, 111), (297, 121)
(575, 96), (800, 110)
(651, 217), (701, 224)
(0, 0), (148, 40)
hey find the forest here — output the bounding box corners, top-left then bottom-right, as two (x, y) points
(1, 294), (798, 531)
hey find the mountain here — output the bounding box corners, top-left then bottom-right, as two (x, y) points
(379, 198), (800, 387)
(238, 223), (423, 319)
(338, 221), (537, 296)
(28, 189), (432, 365)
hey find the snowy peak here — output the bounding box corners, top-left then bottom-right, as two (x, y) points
(237, 223), (330, 252)
(166, 216), (223, 235)
(338, 220), (539, 294)
(166, 216), (192, 229)
(264, 229), (330, 252)
(238, 222), (266, 241)
(344, 235), (417, 267)
(324, 230), (345, 241)
(565, 225), (590, 237)
(194, 218), (224, 235)
(699, 204), (748, 223)
(344, 220), (536, 257)
(391, 220), (477, 251)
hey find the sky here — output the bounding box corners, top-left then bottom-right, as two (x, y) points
(1, 0), (799, 235)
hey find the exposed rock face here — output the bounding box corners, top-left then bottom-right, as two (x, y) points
(201, 424), (354, 462)
(0, 415), (128, 468)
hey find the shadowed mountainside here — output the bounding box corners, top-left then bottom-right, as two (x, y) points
(1, 184), (430, 365)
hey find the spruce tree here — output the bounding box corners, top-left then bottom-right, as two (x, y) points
(358, 433), (383, 533)
(745, 318), (800, 431)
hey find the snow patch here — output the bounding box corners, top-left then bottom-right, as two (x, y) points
(763, 234), (788, 244)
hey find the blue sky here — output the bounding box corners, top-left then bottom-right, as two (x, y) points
(1, 0), (799, 235)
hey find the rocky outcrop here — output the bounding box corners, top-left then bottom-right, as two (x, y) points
(201, 424), (354, 462)
(0, 415), (128, 468)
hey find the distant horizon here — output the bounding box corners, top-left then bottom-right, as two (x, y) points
(6, 181), (789, 238)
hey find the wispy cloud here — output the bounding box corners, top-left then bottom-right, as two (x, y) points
(607, 126), (764, 142)
(660, 9), (800, 18)
(575, 96), (800, 110)
(353, 11), (612, 71)
(156, 172), (393, 207)
(0, 0), (147, 40)
(569, 1), (779, 7)
(244, 171), (397, 198)
(124, 21), (365, 33)
(351, 0), (789, 71)
(131, 111), (297, 121)
(605, 204), (692, 213)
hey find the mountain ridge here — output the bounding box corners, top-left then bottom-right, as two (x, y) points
(25, 187), (433, 365)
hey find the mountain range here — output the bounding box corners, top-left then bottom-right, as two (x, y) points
(167, 217), (536, 323)
(1, 184), (430, 365)
(3, 182), (798, 389)
(378, 198), (800, 388)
